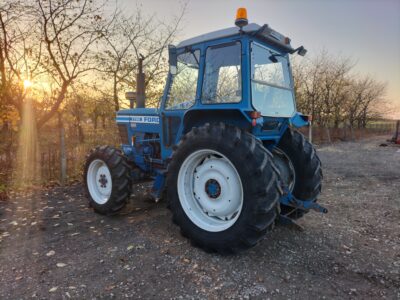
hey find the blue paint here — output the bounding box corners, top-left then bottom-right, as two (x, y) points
(280, 189), (328, 214)
(150, 170), (166, 200)
(205, 179), (221, 198)
(290, 112), (309, 128)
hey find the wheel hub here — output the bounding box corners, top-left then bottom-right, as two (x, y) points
(98, 174), (108, 188)
(205, 179), (221, 199)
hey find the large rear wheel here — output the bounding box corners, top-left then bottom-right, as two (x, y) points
(167, 123), (281, 254)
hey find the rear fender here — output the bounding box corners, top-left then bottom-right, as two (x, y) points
(290, 112), (310, 128)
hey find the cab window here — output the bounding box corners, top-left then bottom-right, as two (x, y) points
(251, 42), (295, 117)
(202, 42), (241, 104)
(165, 50), (200, 110)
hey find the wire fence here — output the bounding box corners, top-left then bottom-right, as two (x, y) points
(37, 126), (121, 184)
(0, 120), (398, 188)
(299, 121), (397, 144)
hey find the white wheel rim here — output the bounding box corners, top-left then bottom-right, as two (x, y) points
(177, 149), (243, 232)
(87, 159), (112, 205)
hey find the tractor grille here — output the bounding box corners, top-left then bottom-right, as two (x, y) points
(118, 124), (129, 144)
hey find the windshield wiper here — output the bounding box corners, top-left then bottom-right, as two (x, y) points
(268, 49), (287, 63)
(268, 53), (285, 63)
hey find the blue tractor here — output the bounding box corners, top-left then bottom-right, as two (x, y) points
(84, 8), (326, 253)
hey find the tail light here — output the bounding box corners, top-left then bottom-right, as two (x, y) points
(250, 111), (261, 119)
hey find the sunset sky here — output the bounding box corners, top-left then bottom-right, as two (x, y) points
(120, 0), (400, 117)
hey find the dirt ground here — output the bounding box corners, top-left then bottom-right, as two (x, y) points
(0, 136), (399, 299)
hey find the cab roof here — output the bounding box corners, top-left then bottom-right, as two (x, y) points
(176, 23), (296, 53)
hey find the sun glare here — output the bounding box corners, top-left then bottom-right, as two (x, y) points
(23, 79), (32, 89)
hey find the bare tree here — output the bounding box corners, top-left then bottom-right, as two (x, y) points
(0, 1), (42, 115)
(348, 76), (386, 128)
(96, 4), (185, 111)
(293, 50), (386, 130)
(35, 0), (112, 129)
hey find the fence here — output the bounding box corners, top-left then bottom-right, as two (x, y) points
(300, 121), (397, 144)
(38, 125), (121, 184)
(0, 125), (120, 187)
(0, 120), (397, 187)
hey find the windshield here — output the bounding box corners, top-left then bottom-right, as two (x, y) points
(251, 42), (295, 117)
(165, 50), (200, 110)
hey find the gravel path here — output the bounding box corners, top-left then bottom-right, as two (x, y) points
(0, 136), (399, 299)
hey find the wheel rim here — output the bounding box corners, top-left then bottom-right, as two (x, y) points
(87, 159), (112, 205)
(272, 148), (296, 192)
(177, 149), (243, 232)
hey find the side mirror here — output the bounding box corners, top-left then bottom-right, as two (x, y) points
(297, 46), (307, 56)
(168, 44), (177, 75)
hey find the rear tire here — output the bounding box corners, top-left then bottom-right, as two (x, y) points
(274, 129), (323, 220)
(167, 123), (281, 254)
(84, 146), (132, 215)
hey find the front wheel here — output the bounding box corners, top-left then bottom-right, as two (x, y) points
(84, 146), (132, 215)
(273, 129), (323, 220)
(167, 123), (281, 254)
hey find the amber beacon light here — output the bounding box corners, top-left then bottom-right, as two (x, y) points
(235, 7), (248, 29)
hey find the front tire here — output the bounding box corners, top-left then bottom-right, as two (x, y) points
(84, 146), (132, 215)
(167, 123), (281, 254)
(274, 129), (323, 219)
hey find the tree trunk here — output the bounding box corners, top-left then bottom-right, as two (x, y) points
(102, 115), (106, 129)
(76, 113), (84, 143)
(93, 114), (98, 130)
(2, 121), (12, 169)
(113, 74), (119, 111)
(350, 126), (355, 141)
(78, 125), (84, 143)
(362, 110), (367, 128)
(37, 82), (69, 129)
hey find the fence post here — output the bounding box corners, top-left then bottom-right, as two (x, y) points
(325, 126), (331, 144)
(350, 126), (355, 141)
(394, 120), (400, 142)
(58, 112), (67, 186)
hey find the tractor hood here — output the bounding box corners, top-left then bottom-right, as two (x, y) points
(116, 108), (160, 125)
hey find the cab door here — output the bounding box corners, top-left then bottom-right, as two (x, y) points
(160, 49), (201, 159)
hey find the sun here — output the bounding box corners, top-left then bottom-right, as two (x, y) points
(23, 79), (32, 89)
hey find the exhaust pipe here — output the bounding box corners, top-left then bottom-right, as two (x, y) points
(136, 55), (145, 108)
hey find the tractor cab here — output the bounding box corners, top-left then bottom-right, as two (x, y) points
(166, 22), (305, 118)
